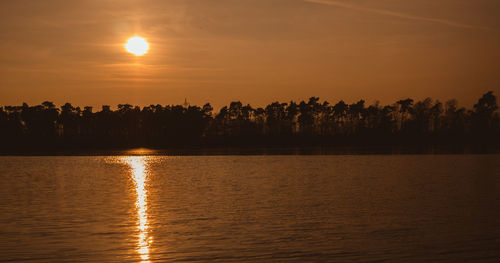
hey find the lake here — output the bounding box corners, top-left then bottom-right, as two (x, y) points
(0, 155), (499, 262)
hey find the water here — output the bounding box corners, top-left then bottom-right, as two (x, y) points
(0, 155), (499, 262)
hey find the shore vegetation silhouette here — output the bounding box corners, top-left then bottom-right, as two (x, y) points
(0, 92), (498, 153)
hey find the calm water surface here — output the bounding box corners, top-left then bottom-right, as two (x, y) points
(0, 155), (499, 262)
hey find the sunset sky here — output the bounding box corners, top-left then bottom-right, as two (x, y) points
(1, 0), (499, 109)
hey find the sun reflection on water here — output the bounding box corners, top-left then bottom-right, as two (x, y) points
(123, 156), (152, 262)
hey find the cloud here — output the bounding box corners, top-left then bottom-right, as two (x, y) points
(304, 0), (491, 31)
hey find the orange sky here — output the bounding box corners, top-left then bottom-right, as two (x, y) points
(1, 0), (499, 109)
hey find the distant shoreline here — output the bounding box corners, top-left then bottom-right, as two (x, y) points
(2, 92), (498, 156)
(2, 145), (499, 156)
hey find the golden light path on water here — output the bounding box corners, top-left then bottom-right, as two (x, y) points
(122, 156), (152, 263)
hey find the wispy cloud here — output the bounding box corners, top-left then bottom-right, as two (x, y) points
(305, 0), (490, 31)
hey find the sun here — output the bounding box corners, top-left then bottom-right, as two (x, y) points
(125, 36), (149, 56)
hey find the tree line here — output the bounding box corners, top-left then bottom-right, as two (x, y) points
(0, 92), (499, 152)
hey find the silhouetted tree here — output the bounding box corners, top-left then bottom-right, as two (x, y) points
(472, 91), (498, 134)
(396, 98), (414, 131)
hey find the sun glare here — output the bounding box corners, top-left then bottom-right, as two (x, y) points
(125, 36), (149, 56)
(122, 156), (152, 262)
